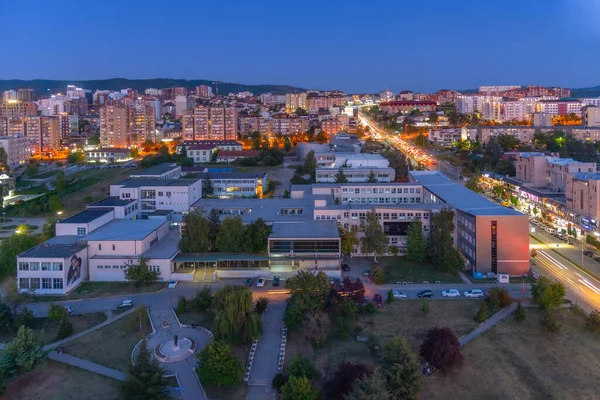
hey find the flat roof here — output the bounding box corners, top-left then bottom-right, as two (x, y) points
(86, 148), (130, 153)
(114, 178), (200, 188)
(82, 219), (167, 241)
(59, 208), (113, 224)
(149, 209), (173, 216)
(193, 197), (314, 223)
(19, 240), (86, 259)
(409, 171), (523, 216)
(200, 172), (266, 179)
(143, 227), (180, 259)
(89, 197), (136, 207)
(173, 253), (340, 263)
(270, 220), (340, 239)
(129, 163), (180, 177)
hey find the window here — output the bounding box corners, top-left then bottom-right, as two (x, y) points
(30, 278), (40, 290)
(18, 262), (29, 271)
(53, 278), (63, 289)
(42, 278), (52, 289)
(112, 244), (116, 251)
(19, 278), (29, 290)
(77, 227), (87, 236)
(42, 262), (51, 271)
(52, 262), (63, 271)
(30, 262), (40, 271)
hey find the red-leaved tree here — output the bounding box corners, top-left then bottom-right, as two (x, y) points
(325, 361), (370, 400)
(419, 327), (463, 372)
(335, 277), (365, 302)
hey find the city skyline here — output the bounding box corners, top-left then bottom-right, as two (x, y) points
(1, 0), (599, 93)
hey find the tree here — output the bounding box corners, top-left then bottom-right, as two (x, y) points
(48, 303), (67, 320)
(4, 280), (26, 315)
(383, 337), (423, 400)
(339, 225), (359, 255)
(284, 137), (292, 152)
(325, 361), (370, 400)
(2, 325), (44, 376)
(345, 369), (392, 400)
(48, 194), (63, 212)
(585, 310), (600, 333)
(286, 270), (331, 313)
(14, 307), (35, 329)
(190, 286), (212, 312)
(334, 167), (348, 183)
(421, 300), (430, 315)
(212, 285), (261, 343)
(304, 311), (330, 346)
(405, 220), (426, 262)
(484, 137), (503, 165)
(419, 327), (463, 372)
(0, 301), (13, 333)
(0, 148), (8, 171)
(179, 211), (211, 253)
(465, 176), (482, 193)
(531, 277), (566, 310)
(303, 150), (317, 179)
(202, 175), (214, 197)
(255, 297), (269, 315)
(387, 289), (394, 304)
(124, 256), (159, 286)
(242, 218), (271, 253)
(196, 340), (244, 387)
(497, 134), (520, 152)
(67, 151), (85, 164)
(475, 302), (488, 322)
(122, 339), (168, 400)
(0, 184), (3, 216)
(427, 209), (464, 273)
(284, 301), (305, 331)
(0, 232), (39, 276)
(56, 315), (74, 339)
(55, 171), (68, 194)
(331, 297), (356, 339)
(289, 356), (319, 380)
(371, 265), (385, 284)
(295, 107), (308, 117)
(24, 163), (39, 177)
(282, 376), (319, 400)
(207, 209), (221, 251)
(316, 130), (328, 144)
(414, 133), (427, 148)
(176, 296), (187, 314)
(514, 301), (525, 322)
(361, 211), (387, 262)
(41, 217), (57, 241)
(541, 310), (561, 333)
(366, 170), (378, 183)
(429, 112), (439, 124)
(335, 277), (365, 302)
(486, 287), (512, 310)
(216, 216), (244, 252)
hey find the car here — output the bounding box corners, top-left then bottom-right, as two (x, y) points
(65, 306), (73, 315)
(584, 250), (594, 257)
(417, 290), (434, 298)
(256, 278), (266, 288)
(442, 289), (460, 298)
(342, 264), (350, 271)
(117, 300), (133, 309)
(362, 269), (371, 277)
(245, 278), (254, 287)
(373, 294), (383, 308)
(167, 280), (178, 289)
(392, 290), (407, 299)
(463, 289), (484, 298)
(272, 275), (280, 286)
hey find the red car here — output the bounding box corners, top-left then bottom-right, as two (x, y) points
(373, 294), (383, 308)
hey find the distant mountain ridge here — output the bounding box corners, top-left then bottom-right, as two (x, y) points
(0, 78), (305, 96)
(570, 86), (600, 98)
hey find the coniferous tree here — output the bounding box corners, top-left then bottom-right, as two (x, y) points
(405, 220), (426, 262)
(122, 339), (168, 400)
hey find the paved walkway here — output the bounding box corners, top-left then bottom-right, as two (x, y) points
(246, 300), (286, 400)
(459, 302), (518, 346)
(147, 307), (212, 400)
(48, 352), (126, 380)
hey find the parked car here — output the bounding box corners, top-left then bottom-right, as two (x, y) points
(584, 250), (594, 257)
(256, 278), (266, 288)
(272, 275), (280, 286)
(117, 300), (133, 309)
(373, 294), (383, 308)
(65, 306), (73, 315)
(362, 269), (371, 277)
(417, 290), (434, 298)
(441, 289), (460, 298)
(463, 289), (484, 298)
(392, 290), (407, 299)
(245, 278), (254, 287)
(167, 280), (178, 289)
(342, 264), (350, 272)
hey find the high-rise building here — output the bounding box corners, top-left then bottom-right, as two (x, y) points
(130, 103), (156, 143)
(24, 116), (62, 153)
(2, 90), (17, 102)
(100, 106), (130, 148)
(38, 95), (69, 116)
(196, 85), (213, 98)
(173, 87), (188, 97)
(0, 136), (31, 167)
(183, 107), (238, 140)
(478, 85), (521, 96)
(584, 107), (600, 127)
(175, 96), (193, 118)
(17, 88), (34, 102)
(286, 93), (308, 112)
(0, 100), (37, 119)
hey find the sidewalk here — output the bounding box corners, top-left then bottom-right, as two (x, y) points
(48, 352), (126, 380)
(459, 302), (517, 346)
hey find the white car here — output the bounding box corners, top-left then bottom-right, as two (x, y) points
(256, 278), (266, 288)
(392, 290), (407, 299)
(441, 289), (460, 298)
(168, 280), (178, 289)
(463, 289), (484, 298)
(65, 306), (73, 315)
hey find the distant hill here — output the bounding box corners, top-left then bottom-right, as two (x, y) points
(0, 78), (305, 96)
(570, 85), (600, 98)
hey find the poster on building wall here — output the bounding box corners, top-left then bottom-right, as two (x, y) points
(66, 253), (87, 287)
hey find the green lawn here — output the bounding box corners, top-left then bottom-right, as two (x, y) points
(176, 310), (214, 331)
(379, 257), (463, 284)
(32, 170), (60, 179)
(68, 306), (152, 371)
(0, 312), (107, 345)
(26, 282), (165, 302)
(3, 359), (123, 400)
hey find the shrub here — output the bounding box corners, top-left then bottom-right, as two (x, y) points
(47, 303), (67, 320)
(387, 289), (394, 304)
(282, 376), (319, 400)
(514, 301), (525, 322)
(371, 266), (385, 284)
(272, 373), (288, 391)
(585, 310), (600, 333)
(421, 300), (430, 315)
(363, 303), (377, 315)
(419, 327), (463, 372)
(255, 297), (269, 315)
(475, 302), (488, 322)
(196, 340), (244, 387)
(541, 310), (561, 334)
(15, 307), (35, 328)
(56, 316), (74, 339)
(324, 361), (370, 400)
(191, 286), (212, 312)
(487, 287), (512, 310)
(176, 296), (187, 314)
(289, 356), (319, 380)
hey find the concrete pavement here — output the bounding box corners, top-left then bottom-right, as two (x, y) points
(48, 352), (127, 380)
(459, 303), (517, 346)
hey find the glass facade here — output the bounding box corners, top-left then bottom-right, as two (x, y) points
(269, 240), (339, 254)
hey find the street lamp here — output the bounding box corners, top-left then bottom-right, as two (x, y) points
(57, 211), (63, 221)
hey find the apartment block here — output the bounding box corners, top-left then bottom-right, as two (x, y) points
(0, 100), (37, 119)
(285, 93), (308, 111)
(99, 104), (155, 148)
(24, 116), (61, 153)
(380, 101), (436, 114)
(195, 85), (213, 98)
(516, 152), (596, 192)
(583, 107), (600, 127)
(0, 136), (31, 167)
(566, 173), (600, 228)
(183, 107), (238, 140)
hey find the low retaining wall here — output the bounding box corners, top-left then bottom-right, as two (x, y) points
(171, 273), (195, 281)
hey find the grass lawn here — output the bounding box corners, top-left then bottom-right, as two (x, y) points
(32, 170), (60, 179)
(176, 310), (214, 331)
(379, 257), (464, 284)
(0, 312), (107, 345)
(285, 300), (484, 391)
(3, 359), (123, 400)
(26, 281), (165, 302)
(424, 308), (600, 399)
(68, 306), (152, 371)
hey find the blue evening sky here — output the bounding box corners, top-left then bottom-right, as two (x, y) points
(0, 0), (599, 92)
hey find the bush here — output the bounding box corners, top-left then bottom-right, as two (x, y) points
(324, 361), (370, 400)
(514, 301), (525, 322)
(48, 303), (67, 320)
(387, 289), (394, 304)
(421, 300), (430, 315)
(176, 296), (187, 314)
(475, 302), (488, 322)
(15, 307), (35, 328)
(289, 356), (319, 380)
(282, 376), (319, 400)
(487, 287), (512, 310)
(371, 266), (385, 284)
(362, 302), (377, 315)
(419, 327), (463, 372)
(541, 310), (561, 334)
(255, 297), (269, 315)
(56, 316), (74, 339)
(585, 310), (600, 333)
(272, 373), (288, 391)
(191, 286), (212, 312)
(196, 340), (244, 387)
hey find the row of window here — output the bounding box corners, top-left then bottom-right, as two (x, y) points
(460, 243), (475, 260)
(18, 262), (63, 271)
(19, 277), (63, 290)
(343, 197), (421, 204)
(341, 187), (420, 194)
(213, 179), (257, 184)
(96, 265), (160, 272)
(346, 212), (428, 220)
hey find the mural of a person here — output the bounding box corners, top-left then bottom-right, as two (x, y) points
(66, 255), (82, 286)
